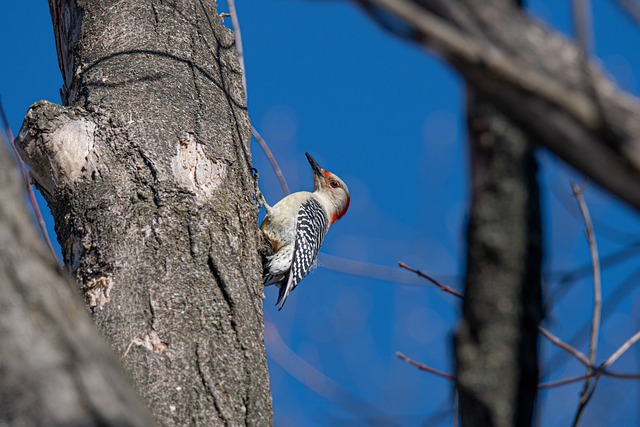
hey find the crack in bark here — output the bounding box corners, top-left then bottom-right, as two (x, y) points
(150, 2), (160, 37)
(207, 253), (235, 312)
(187, 223), (198, 259)
(194, 343), (227, 425)
(148, 293), (157, 330)
(137, 147), (159, 182)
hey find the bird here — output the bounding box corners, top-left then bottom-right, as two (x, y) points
(259, 152), (350, 310)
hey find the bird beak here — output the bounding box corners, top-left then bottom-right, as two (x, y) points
(305, 152), (324, 177)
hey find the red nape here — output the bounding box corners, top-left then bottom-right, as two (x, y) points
(330, 195), (350, 224)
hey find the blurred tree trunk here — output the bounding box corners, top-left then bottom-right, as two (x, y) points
(455, 92), (542, 426)
(0, 138), (155, 426)
(13, 0), (272, 425)
(455, 1), (542, 425)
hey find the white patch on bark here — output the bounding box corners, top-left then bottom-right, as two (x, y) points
(124, 331), (169, 357)
(85, 276), (112, 310)
(49, 120), (98, 182)
(171, 134), (225, 201)
(20, 114), (99, 195)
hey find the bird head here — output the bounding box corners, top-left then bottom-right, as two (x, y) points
(306, 152), (350, 224)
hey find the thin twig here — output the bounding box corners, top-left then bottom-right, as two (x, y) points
(602, 330), (640, 370)
(544, 263), (640, 374)
(573, 376), (600, 427)
(0, 100), (60, 268)
(396, 352), (456, 381)
(319, 254), (432, 286)
(570, 180), (602, 427)
(398, 261), (463, 298)
(397, 207), (640, 400)
(399, 260), (593, 370)
(572, 181), (602, 368)
(539, 327), (590, 368)
(539, 373), (592, 389)
(226, 0), (291, 196)
(540, 369), (640, 389)
(602, 370), (640, 380)
(398, 184), (639, 403)
(252, 126), (290, 195)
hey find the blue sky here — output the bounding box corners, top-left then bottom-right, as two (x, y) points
(3, 1), (640, 426)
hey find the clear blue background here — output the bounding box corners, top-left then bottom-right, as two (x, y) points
(2, 1), (640, 425)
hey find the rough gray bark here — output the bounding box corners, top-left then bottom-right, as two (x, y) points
(361, 0), (640, 211)
(0, 139), (155, 426)
(452, 0), (542, 425)
(15, 0), (272, 425)
(455, 96), (542, 426)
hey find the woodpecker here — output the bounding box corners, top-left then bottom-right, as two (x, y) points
(260, 152), (350, 310)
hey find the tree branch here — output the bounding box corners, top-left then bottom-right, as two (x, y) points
(396, 352), (457, 381)
(359, 0), (640, 211)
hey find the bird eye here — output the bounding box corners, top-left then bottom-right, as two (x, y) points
(330, 180), (339, 188)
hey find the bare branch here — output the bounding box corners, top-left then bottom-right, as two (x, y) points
(396, 352), (456, 381)
(360, 0), (598, 127)
(539, 327), (590, 368)
(539, 374), (592, 389)
(570, 181), (603, 427)
(540, 369), (640, 389)
(602, 330), (640, 369)
(227, 0), (291, 196)
(251, 126), (290, 195)
(601, 370), (640, 380)
(398, 261), (463, 298)
(571, 182), (602, 366)
(318, 254), (429, 286)
(399, 259), (593, 370)
(572, 377), (601, 426)
(359, 0), (640, 211)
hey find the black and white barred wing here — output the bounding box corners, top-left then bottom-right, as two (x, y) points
(276, 197), (329, 310)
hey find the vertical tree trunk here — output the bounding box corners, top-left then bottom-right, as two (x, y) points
(456, 96), (543, 427)
(454, 1), (543, 422)
(16, 1), (272, 425)
(455, 94), (542, 426)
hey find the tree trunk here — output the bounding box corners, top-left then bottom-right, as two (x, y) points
(15, 0), (272, 425)
(453, 5), (542, 427)
(0, 138), (156, 426)
(452, 6), (542, 426)
(455, 92), (542, 426)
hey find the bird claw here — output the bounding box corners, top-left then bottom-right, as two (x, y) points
(255, 190), (266, 208)
(252, 168), (272, 211)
